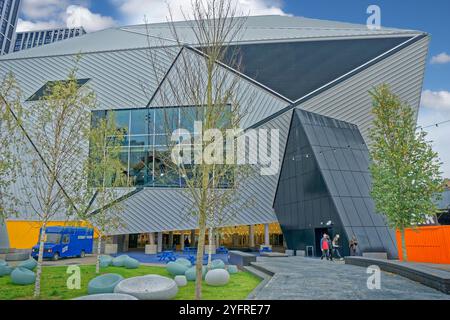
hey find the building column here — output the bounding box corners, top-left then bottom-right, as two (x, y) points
(149, 232), (155, 245)
(180, 232), (185, 251)
(123, 234), (129, 252)
(249, 225), (255, 248)
(264, 224), (270, 246)
(190, 229), (196, 247)
(157, 232), (163, 253)
(169, 231), (174, 249)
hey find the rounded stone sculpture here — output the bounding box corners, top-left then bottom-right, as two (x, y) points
(112, 255), (129, 267)
(174, 275), (187, 287)
(175, 258), (191, 268)
(124, 257), (140, 269)
(184, 266), (207, 281)
(0, 259), (7, 266)
(227, 265), (239, 274)
(114, 275), (178, 300)
(18, 258), (38, 271)
(211, 259), (226, 270)
(11, 267), (36, 285)
(205, 269), (230, 287)
(74, 293), (138, 300)
(0, 264), (13, 277)
(166, 262), (189, 276)
(99, 255), (113, 265)
(100, 260), (111, 268)
(88, 273), (124, 295)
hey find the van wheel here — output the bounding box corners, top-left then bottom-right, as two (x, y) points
(80, 250), (86, 258)
(53, 252), (60, 261)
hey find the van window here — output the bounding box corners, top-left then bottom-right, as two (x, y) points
(45, 233), (61, 244)
(62, 234), (70, 244)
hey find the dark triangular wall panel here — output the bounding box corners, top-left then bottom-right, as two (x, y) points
(274, 108), (398, 258)
(222, 37), (412, 101)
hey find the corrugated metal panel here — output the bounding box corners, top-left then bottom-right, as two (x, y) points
(1, 15), (421, 61)
(149, 48), (289, 128)
(0, 47), (177, 110)
(111, 110), (293, 234)
(297, 36), (429, 143)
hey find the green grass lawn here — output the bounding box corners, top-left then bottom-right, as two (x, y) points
(0, 265), (261, 300)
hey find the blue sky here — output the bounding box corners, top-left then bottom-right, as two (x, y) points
(17, 0), (450, 177)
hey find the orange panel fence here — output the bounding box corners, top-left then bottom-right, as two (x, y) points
(396, 226), (450, 264)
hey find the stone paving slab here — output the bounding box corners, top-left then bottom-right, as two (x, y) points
(251, 256), (450, 300)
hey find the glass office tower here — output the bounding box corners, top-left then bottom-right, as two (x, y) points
(13, 27), (86, 52)
(0, 0), (21, 55)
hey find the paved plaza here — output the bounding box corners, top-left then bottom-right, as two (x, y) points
(251, 256), (450, 300)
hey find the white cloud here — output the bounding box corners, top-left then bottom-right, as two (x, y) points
(421, 90), (450, 111)
(21, 0), (68, 20)
(16, 18), (62, 32)
(112, 0), (287, 25)
(18, 1), (116, 33)
(65, 5), (117, 32)
(431, 52), (450, 64)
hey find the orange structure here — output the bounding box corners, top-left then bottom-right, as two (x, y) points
(6, 220), (98, 250)
(396, 226), (450, 264)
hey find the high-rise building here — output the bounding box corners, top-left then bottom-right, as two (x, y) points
(13, 27), (86, 52)
(0, 0), (21, 55)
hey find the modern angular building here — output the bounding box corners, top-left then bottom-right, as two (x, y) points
(12, 27), (86, 52)
(0, 15), (429, 258)
(0, 0), (21, 55)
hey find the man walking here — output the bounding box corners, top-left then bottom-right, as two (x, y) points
(320, 233), (330, 260)
(332, 234), (343, 260)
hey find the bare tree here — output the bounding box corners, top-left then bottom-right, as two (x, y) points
(0, 73), (25, 222)
(80, 113), (127, 274)
(144, 0), (254, 299)
(22, 63), (95, 297)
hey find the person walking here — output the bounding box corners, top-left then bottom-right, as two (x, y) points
(349, 235), (358, 256)
(326, 234), (333, 261)
(332, 234), (343, 260)
(320, 233), (330, 260)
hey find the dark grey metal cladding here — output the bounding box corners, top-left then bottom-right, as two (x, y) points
(221, 37), (412, 101)
(274, 108), (397, 258)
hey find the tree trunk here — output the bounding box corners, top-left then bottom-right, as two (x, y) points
(207, 227), (214, 269)
(400, 228), (408, 262)
(34, 221), (47, 298)
(96, 235), (102, 274)
(195, 209), (207, 300)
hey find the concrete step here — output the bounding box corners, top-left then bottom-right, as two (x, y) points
(244, 265), (272, 300)
(249, 262), (275, 276)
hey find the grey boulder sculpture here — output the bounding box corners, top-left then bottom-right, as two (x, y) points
(211, 259), (226, 270)
(124, 257), (140, 269)
(114, 275), (178, 300)
(175, 258), (191, 268)
(227, 265), (239, 274)
(0, 264), (13, 277)
(174, 275), (188, 287)
(18, 258), (38, 271)
(88, 273), (124, 295)
(205, 269), (230, 286)
(74, 293), (138, 300)
(99, 255), (113, 267)
(185, 266), (207, 281)
(11, 267), (36, 285)
(166, 261), (189, 276)
(112, 255), (129, 267)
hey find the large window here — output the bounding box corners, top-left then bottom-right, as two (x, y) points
(91, 106), (231, 189)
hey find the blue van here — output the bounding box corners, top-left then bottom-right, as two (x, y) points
(31, 226), (94, 261)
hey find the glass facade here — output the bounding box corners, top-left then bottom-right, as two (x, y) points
(91, 106), (232, 189)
